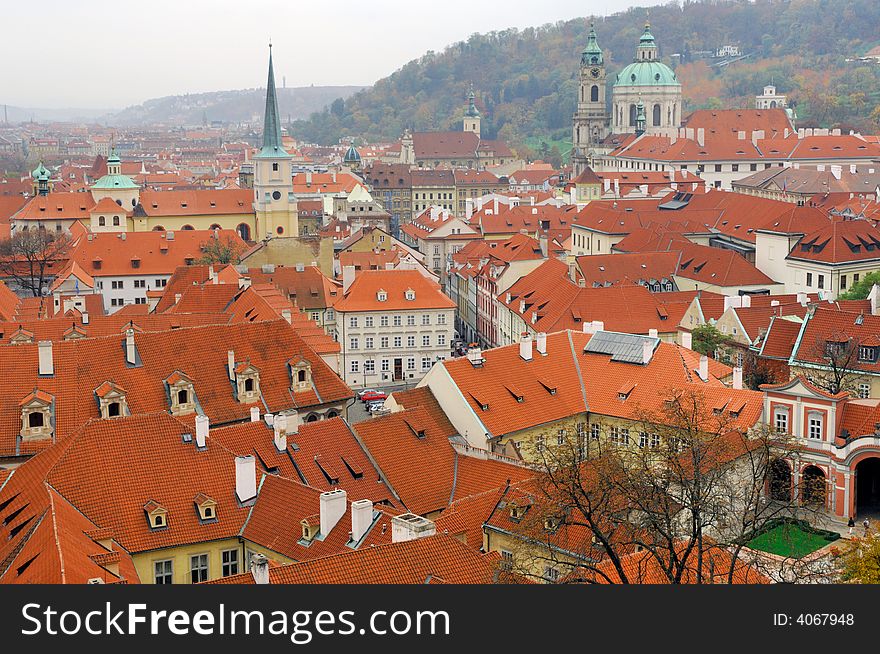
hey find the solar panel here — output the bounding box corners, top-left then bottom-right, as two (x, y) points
(583, 331), (659, 364)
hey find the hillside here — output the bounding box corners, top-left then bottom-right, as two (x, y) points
(291, 0), (880, 159)
(104, 85), (366, 126)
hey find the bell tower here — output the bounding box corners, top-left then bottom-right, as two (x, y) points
(253, 43), (297, 239)
(572, 23), (609, 176)
(463, 86), (481, 137)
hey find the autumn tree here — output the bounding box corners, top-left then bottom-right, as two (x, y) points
(0, 229), (71, 297)
(840, 532), (880, 583)
(197, 235), (245, 265)
(807, 332), (862, 395)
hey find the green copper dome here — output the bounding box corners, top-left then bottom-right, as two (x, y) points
(31, 161), (50, 180)
(465, 88), (480, 118)
(581, 23), (604, 66)
(613, 61), (680, 88)
(343, 144), (361, 163)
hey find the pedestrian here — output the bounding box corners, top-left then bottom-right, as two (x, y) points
(848, 516), (855, 536)
(863, 517), (870, 536)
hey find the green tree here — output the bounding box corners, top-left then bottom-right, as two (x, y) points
(839, 271), (880, 300)
(197, 235), (244, 265)
(690, 324), (729, 357)
(841, 532), (880, 583)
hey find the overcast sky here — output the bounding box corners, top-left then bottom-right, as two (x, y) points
(2, 0), (656, 109)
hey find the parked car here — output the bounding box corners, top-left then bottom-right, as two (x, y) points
(366, 401), (387, 414)
(360, 390), (387, 403)
(357, 388), (380, 400)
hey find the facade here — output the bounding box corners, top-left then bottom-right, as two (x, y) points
(755, 85), (788, 110)
(334, 270), (455, 389)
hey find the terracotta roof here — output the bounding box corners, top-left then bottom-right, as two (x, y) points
(334, 269), (455, 313)
(574, 252), (678, 288)
(791, 306), (880, 374)
(209, 533), (500, 584)
(13, 192), (96, 221)
(136, 189), (253, 217)
(757, 316), (803, 359)
(786, 218), (880, 264)
(0, 281), (20, 321)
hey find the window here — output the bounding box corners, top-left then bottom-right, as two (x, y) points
(364, 316), (373, 328)
(841, 275), (847, 290)
(350, 360), (359, 373)
(349, 316), (358, 328)
(190, 554), (208, 584)
(500, 550), (514, 572)
(364, 359), (375, 373)
(134, 279), (146, 288)
(422, 314), (431, 326)
(381, 359), (390, 372)
(422, 335), (431, 347)
(714, 164), (722, 172)
(590, 423), (600, 441)
(154, 560), (173, 584)
(421, 357), (432, 371)
(393, 336), (402, 348)
(438, 314), (446, 325)
(774, 408), (789, 433)
(438, 334), (446, 346)
(650, 433), (660, 448)
(365, 337), (374, 349)
(111, 280), (123, 290)
(855, 273), (861, 284)
(272, 162), (279, 171)
(859, 383), (871, 399)
(536, 435), (545, 452)
(544, 567), (560, 583)
(113, 216), (120, 226)
(349, 337), (359, 350)
(380, 336), (389, 348)
(808, 413), (823, 440)
(639, 432), (648, 448)
(380, 316), (389, 327)
(221, 549), (239, 577)
(98, 216), (106, 226)
(407, 358), (416, 371)
(818, 274), (825, 290)
(156, 278), (167, 287)
(610, 426), (629, 447)
(407, 336), (415, 348)
(393, 315), (402, 327)
(806, 272), (812, 287)
(407, 315), (415, 326)
(557, 430), (565, 446)
(859, 346), (876, 363)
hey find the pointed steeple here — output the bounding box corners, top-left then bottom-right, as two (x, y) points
(465, 85), (480, 118)
(582, 22), (604, 66)
(257, 43), (290, 158)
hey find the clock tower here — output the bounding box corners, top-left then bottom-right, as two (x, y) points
(572, 23), (609, 176)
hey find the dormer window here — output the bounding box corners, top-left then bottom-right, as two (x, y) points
(544, 516), (562, 532)
(95, 381), (129, 419)
(234, 362), (261, 403)
(405, 288), (416, 301)
(19, 390), (54, 441)
(859, 346), (877, 363)
(509, 502), (530, 521)
(194, 494), (218, 523)
(289, 358), (313, 392)
(166, 371), (196, 416)
(10, 327), (34, 345)
(300, 516), (319, 543)
(377, 289), (387, 302)
(144, 501), (168, 530)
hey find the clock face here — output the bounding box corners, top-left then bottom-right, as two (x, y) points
(590, 68), (601, 78)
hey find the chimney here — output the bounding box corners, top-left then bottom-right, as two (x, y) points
(195, 414), (209, 448)
(681, 331), (692, 350)
(732, 366), (743, 390)
(592, 320), (604, 332)
(286, 411), (302, 435)
(771, 300), (780, 307)
(391, 513), (436, 543)
(208, 265), (217, 284)
(869, 284), (880, 316)
(741, 295), (751, 308)
(519, 332), (533, 361)
(830, 165), (842, 180)
(281, 309), (292, 324)
(227, 350), (236, 380)
(696, 128), (705, 147)
(351, 499), (373, 543)
(536, 332), (547, 355)
(250, 553), (270, 585)
(250, 406), (260, 422)
(698, 355), (709, 382)
(38, 341), (53, 375)
(648, 329), (658, 338)
(235, 455), (257, 503)
(82, 311), (89, 324)
(174, 293), (182, 305)
(797, 292), (808, 306)
(342, 265), (356, 293)
(467, 347), (484, 367)
(273, 413), (288, 451)
(320, 489), (347, 537)
(125, 329), (137, 365)
(493, 198), (499, 214)
(642, 339), (653, 364)
(583, 321), (594, 334)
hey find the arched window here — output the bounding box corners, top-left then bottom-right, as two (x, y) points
(244, 378), (254, 393)
(306, 414), (319, 423)
(99, 216), (106, 226)
(801, 466), (826, 506)
(153, 225), (165, 231)
(770, 100), (777, 108)
(326, 410), (338, 419)
(28, 412), (44, 428)
(590, 85), (599, 102)
(237, 223), (251, 241)
(653, 104), (661, 127)
(209, 224), (221, 230)
(181, 224), (194, 231)
(113, 216), (120, 226)
(177, 389), (188, 405)
(769, 459), (791, 501)
(298, 370), (306, 383)
(629, 104), (638, 127)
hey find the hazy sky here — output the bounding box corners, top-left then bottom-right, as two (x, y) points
(1, 0), (657, 109)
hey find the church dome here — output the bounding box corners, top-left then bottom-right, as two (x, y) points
(31, 162), (49, 180)
(343, 145), (361, 163)
(613, 60), (679, 88)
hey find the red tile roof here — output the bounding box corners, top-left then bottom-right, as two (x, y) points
(136, 189), (253, 217)
(334, 269), (455, 313)
(786, 218), (880, 264)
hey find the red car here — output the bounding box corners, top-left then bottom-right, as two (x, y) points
(360, 390), (387, 403)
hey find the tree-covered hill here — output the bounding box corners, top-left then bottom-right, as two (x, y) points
(292, 0), (880, 159)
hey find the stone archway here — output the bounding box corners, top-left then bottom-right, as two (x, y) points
(769, 459), (792, 501)
(801, 465), (827, 507)
(856, 457), (880, 516)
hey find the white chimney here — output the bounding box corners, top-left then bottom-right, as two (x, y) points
(583, 321), (594, 334)
(286, 411), (302, 435)
(195, 414), (209, 448)
(351, 499), (373, 543)
(250, 406), (260, 422)
(81, 312), (89, 324)
(493, 198), (499, 214)
(174, 293), (182, 305)
(741, 295), (751, 308)
(519, 332), (533, 361)
(227, 350), (236, 380)
(869, 284), (880, 316)
(125, 329), (136, 365)
(235, 455), (257, 503)
(642, 339), (653, 364)
(467, 347), (483, 367)
(208, 265), (217, 284)
(273, 413), (287, 451)
(696, 128), (705, 148)
(797, 292), (808, 306)
(681, 331), (692, 350)
(536, 332), (547, 355)
(733, 366), (743, 390)
(698, 355), (709, 382)
(391, 513), (436, 543)
(38, 341), (54, 375)
(648, 329), (658, 338)
(320, 489), (347, 537)
(830, 165), (842, 180)
(342, 265), (356, 293)
(592, 320), (604, 332)
(250, 553), (270, 585)
(281, 309), (292, 324)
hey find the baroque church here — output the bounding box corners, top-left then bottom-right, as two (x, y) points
(572, 22), (683, 175)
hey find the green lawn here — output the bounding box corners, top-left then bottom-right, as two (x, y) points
(746, 523), (835, 559)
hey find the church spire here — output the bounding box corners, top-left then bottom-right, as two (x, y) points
(258, 42), (288, 157)
(582, 22), (604, 66)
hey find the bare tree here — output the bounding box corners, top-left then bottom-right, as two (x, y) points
(502, 388), (827, 584)
(807, 332), (862, 395)
(0, 229), (71, 297)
